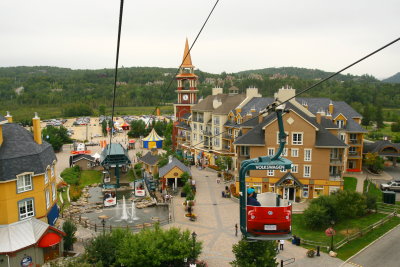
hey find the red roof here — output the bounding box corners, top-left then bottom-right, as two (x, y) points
(129, 140), (136, 144)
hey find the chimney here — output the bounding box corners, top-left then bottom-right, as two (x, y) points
(168, 155), (173, 163)
(212, 87), (223, 95)
(316, 109), (324, 124)
(246, 87), (261, 98)
(5, 111), (12, 123)
(274, 85), (296, 103)
(32, 112), (42, 144)
(329, 101), (334, 115)
(259, 112), (265, 124)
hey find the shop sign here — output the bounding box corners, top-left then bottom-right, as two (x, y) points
(21, 256), (33, 267)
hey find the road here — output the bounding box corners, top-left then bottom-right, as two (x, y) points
(347, 225), (400, 267)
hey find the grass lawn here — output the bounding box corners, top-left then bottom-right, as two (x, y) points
(336, 216), (400, 260)
(364, 180), (383, 201)
(80, 170), (102, 187)
(57, 189), (71, 212)
(344, 177), (357, 191)
(292, 213), (387, 245)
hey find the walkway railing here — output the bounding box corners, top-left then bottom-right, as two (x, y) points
(298, 211), (397, 251)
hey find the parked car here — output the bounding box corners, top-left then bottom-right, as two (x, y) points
(380, 181), (400, 191)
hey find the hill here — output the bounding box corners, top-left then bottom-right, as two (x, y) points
(237, 67), (378, 82)
(382, 72), (400, 83)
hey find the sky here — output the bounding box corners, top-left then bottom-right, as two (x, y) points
(0, 0), (399, 79)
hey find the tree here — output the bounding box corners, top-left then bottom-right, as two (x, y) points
(215, 156), (227, 171)
(162, 122), (173, 152)
(364, 152), (384, 173)
(42, 125), (72, 152)
(98, 105), (106, 116)
(62, 220), (77, 251)
(231, 238), (278, 267)
(84, 229), (126, 266)
(101, 120), (107, 137)
(362, 104), (371, 127)
(116, 225), (202, 267)
(127, 120), (147, 138)
(375, 106), (384, 129)
(62, 103), (93, 117)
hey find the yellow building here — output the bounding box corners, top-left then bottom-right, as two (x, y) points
(0, 113), (59, 225)
(0, 112), (63, 266)
(159, 156), (191, 190)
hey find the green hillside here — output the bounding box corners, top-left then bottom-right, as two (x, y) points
(382, 72), (400, 83)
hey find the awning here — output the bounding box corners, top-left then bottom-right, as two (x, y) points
(129, 139), (136, 144)
(47, 204), (59, 226)
(38, 232), (62, 247)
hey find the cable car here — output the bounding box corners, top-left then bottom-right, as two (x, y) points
(239, 105), (293, 241)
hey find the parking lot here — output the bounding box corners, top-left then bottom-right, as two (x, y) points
(374, 166), (400, 201)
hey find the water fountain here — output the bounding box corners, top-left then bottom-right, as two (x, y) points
(131, 201), (139, 221)
(120, 195), (129, 221)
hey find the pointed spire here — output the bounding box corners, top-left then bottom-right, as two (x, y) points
(181, 38), (194, 68)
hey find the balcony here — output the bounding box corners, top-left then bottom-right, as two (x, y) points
(204, 144), (213, 149)
(193, 118), (204, 123)
(329, 157), (343, 165)
(348, 151), (361, 158)
(203, 131), (212, 136)
(349, 139), (361, 145)
(222, 133), (233, 139)
(329, 174), (342, 181)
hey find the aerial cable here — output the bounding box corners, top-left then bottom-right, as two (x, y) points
(108, 0), (124, 156)
(189, 37), (400, 149)
(148, 0), (221, 126)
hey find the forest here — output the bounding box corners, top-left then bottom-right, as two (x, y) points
(0, 66), (399, 121)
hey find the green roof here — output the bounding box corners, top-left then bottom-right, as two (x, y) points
(100, 143), (131, 166)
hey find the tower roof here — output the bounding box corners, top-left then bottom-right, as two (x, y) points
(181, 38), (194, 68)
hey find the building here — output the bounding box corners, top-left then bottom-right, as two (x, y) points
(0, 112), (64, 265)
(177, 87), (261, 167)
(233, 87), (367, 201)
(70, 154), (100, 171)
(173, 38), (199, 148)
(139, 148), (160, 176)
(159, 156), (191, 189)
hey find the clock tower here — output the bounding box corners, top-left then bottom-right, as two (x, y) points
(174, 38), (199, 120)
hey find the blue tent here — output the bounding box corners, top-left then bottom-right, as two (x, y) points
(142, 128), (164, 148)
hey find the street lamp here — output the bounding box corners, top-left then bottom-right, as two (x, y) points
(325, 220), (336, 252)
(191, 231), (197, 264)
(99, 215), (109, 235)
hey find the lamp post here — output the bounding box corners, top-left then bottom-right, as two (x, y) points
(325, 220), (336, 252)
(191, 231), (197, 264)
(99, 215), (109, 235)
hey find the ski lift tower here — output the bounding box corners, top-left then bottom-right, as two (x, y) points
(100, 143), (131, 188)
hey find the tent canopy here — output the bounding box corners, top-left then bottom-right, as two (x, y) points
(142, 128), (164, 149)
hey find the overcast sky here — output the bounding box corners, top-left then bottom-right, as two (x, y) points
(0, 0), (399, 79)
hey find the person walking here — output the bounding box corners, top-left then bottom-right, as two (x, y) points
(279, 239), (285, 250)
(235, 223), (238, 237)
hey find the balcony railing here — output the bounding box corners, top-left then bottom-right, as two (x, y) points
(329, 174), (342, 181)
(203, 131), (212, 136)
(348, 151), (360, 157)
(349, 139), (361, 145)
(329, 158), (343, 165)
(222, 133), (233, 139)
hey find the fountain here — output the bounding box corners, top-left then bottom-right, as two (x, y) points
(131, 201), (139, 221)
(121, 196), (129, 221)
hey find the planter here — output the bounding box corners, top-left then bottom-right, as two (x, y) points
(307, 249), (315, 258)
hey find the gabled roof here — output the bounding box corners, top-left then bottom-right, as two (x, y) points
(234, 116), (271, 146)
(159, 157), (191, 177)
(296, 98), (362, 118)
(139, 151), (159, 166)
(237, 97), (274, 117)
(0, 218), (59, 253)
(213, 94), (247, 115)
(315, 128), (347, 147)
(238, 116), (261, 128)
(0, 123), (57, 181)
(192, 94), (229, 112)
(100, 143), (131, 166)
(275, 172), (303, 187)
(72, 154), (96, 163)
(345, 119), (368, 133)
(320, 117), (338, 129)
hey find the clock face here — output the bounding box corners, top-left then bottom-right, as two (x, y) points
(183, 94), (189, 101)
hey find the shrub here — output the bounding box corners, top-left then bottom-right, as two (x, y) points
(61, 166), (81, 185)
(231, 238), (277, 267)
(69, 185), (82, 201)
(62, 220), (77, 251)
(180, 172), (191, 184)
(303, 204), (331, 230)
(365, 193), (378, 211)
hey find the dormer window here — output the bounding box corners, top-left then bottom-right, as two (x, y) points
(336, 120), (345, 128)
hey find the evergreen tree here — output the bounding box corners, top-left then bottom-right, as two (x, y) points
(362, 104), (371, 126)
(375, 106), (384, 129)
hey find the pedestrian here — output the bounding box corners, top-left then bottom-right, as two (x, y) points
(235, 223), (238, 237)
(279, 239), (285, 250)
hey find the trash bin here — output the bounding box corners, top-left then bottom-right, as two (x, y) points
(291, 237), (297, 245)
(383, 191), (396, 204)
(296, 238), (301, 246)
